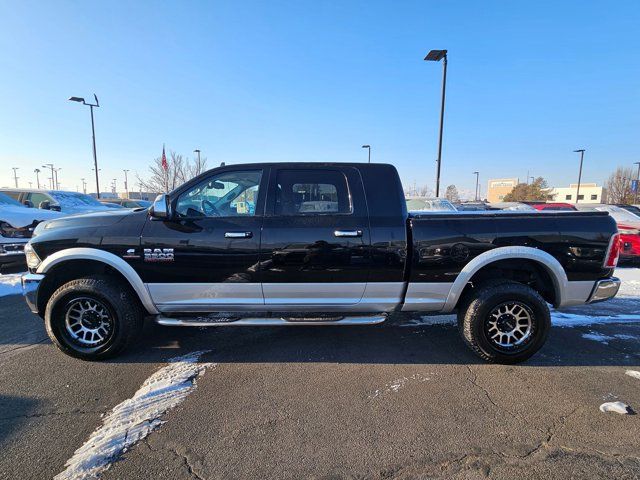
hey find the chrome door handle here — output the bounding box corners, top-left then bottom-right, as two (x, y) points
(334, 229), (363, 238)
(225, 231), (253, 238)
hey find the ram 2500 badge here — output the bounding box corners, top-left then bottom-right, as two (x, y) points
(21, 163), (620, 363)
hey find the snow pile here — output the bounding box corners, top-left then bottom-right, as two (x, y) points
(55, 351), (214, 480)
(581, 332), (638, 344)
(599, 401), (634, 415)
(626, 370), (640, 380)
(400, 315), (456, 327)
(0, 274), (22, 297)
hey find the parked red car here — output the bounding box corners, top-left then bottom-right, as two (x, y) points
(530, 202), (577, 211)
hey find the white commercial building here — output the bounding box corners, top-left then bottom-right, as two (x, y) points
(548, 183), (605, 204)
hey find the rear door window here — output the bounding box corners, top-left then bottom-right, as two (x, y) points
(274, 169), (352, 215)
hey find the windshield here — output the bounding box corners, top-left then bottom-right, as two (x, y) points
(49, 191), (104, 207)
(406, 198), (457, 212)
(0, 192), (24, 207)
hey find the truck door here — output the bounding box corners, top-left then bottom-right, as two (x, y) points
(260, 166), (371, 307)
(139, 167), (266, 312)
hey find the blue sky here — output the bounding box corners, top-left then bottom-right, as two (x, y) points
(1, 0), (638, 197)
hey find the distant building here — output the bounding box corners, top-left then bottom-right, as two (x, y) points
(548, 183), (605, 204)
(487, 178), (519, 203)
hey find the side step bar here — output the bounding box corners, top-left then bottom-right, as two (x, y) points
(155, 314), (387, 327)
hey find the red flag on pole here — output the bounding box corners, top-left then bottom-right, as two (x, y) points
(161, 145), (168, 171)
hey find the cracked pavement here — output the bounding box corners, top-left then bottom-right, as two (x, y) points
(1, 284), (640, 479)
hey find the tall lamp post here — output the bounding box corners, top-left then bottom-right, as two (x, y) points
(194, 149), (201, 165)
(361, 145), (371, 163)
(81, 178), (87, 194)
(473, 171), (480, 201)
(424, 49), (448, 198)
(12, 167), (19, 188)
(69, 94), (101, 198)
(123, 169), (130, 198)
(34, 168), (41, 189)
(573, 149), (585, 204)
(42, 164), (55, 189)
(634, 162), (640, 204)
(54, 168), (61, 190)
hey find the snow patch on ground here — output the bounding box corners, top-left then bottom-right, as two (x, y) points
(54, 351), (214, 480)
(626, 370), (640, 380)
(581, 332), (638, 344)
(599, 401), (634, 415)
(0, 273), (22, 297)
(368, 373), (431, 399)
(552, 311), (640, 327)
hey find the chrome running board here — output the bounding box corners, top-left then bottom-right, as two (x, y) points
(155, 314), (387, 327)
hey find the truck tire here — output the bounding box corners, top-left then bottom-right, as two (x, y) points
(458, 281), (550, 364)
(44, 275), (143, 360)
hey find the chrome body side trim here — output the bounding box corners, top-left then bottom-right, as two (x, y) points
(152, 282), (404, 313)
(263, 282), (367, 305)
(148, 283), (264, 307)
(401, 282), (453, 312)
(155, 314), (387, 327)
(588, 277), (620, 303)
(21, 273), (44, 313)
(441, 246), (568, 313)
(37, 247), (159, 314)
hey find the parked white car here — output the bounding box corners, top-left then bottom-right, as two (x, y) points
(0, 192), (62, 271)
(0, 189), (114, 215)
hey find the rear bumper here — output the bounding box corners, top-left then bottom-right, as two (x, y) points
(21, 272), (44, 314)
(587, 277), (620, 303)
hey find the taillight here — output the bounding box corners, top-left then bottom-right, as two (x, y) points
(604, 233), (621, 268)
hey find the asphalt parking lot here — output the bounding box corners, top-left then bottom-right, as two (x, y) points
(1, 272), (640, 480)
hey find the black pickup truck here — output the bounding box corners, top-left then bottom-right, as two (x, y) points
(21, 163), (621, 363)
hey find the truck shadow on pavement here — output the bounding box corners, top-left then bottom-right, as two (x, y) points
(116, 315), (640, 368)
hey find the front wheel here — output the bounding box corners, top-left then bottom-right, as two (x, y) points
(44, 276), (143, 360)
(458, 281), (550, 364)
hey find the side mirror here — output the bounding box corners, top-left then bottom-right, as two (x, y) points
(50, 204), (62, 212)
(39, 200), (51, 210)
(150, 194), (170, 219)
(23, 200), (34, 208)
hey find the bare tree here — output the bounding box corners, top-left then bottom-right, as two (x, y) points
(605, 166), (635, 204)
(444, 185), (460, 203)
(137, 151), (208, 193)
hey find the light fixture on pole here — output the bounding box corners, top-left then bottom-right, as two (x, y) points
(54, 168), (61, 190)
(34, 168), (41, 189)
(473, 171), (480, 201)
(81, 178), (87, 194)
(194, 149), (201, 165)
(361, 145), (371, 163)
(12, 167), (19, 188)
(424, 49), (448, 198)
(573, 149), (585, 204)
(69, 94), (101, 198)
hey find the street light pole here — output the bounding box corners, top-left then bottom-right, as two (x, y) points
(54, 168), (61, 190)
(12, 167), (19, 188)
(81, 178), (87, 194)
(361, 145), (371, 163)
(424, 49), (448, 198)
(34, 168), (41, 189)
(194, 149), (201, 165)
(473, 171), (480, 201)
(634, 162), (640, 204)
(123, 169), (130, 198)
(573, 149), (585, 204)
(69, 94), (100, 198)
(42, 164), (55, 189)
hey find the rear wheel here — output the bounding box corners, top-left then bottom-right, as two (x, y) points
(45, 276), (143, 360)
(458, 281), (550, 364)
